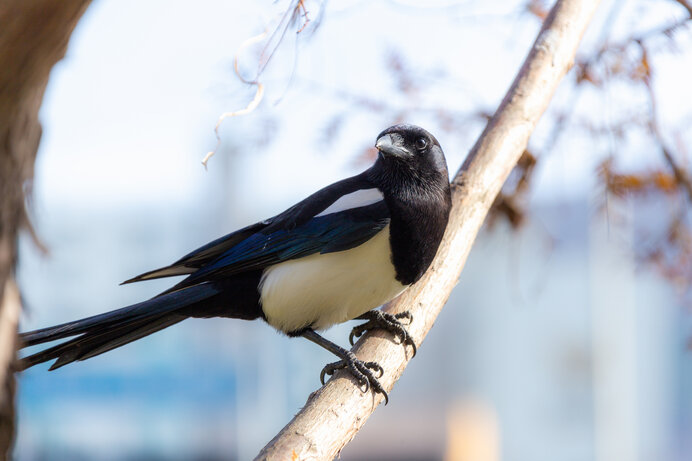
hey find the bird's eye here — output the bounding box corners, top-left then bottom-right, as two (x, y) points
(415, 138), (428, 151)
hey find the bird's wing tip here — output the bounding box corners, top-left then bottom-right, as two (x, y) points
(120, 266), (195, 286)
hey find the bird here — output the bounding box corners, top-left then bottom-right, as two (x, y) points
(18, 124), (452, 402)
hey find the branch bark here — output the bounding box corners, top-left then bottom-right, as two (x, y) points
(0, 1), (91, 457)
(256, 1), (602, 459)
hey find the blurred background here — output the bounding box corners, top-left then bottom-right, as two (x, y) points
(14, 0), (692, 460)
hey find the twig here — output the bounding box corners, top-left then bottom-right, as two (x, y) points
(202, 82), (264, 168)
(202, 30), (267, 168)
(576, 11), (691, 81)
(660, 144), (692, 202)
(202, 0), (315, 168)
(640, 42), (692, 202)
(296, 0), (310, 33)
(673, 0), (692, 18)
(255, 0), (602, 459)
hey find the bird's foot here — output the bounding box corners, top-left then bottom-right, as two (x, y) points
(350, 310), (417, 357)
(320, 351), (388, 404)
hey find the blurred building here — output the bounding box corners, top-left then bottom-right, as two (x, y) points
(11, 0), (692, 459)
(15, 197), (691, 461)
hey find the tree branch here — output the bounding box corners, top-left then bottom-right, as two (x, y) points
(0, 280), (19, 458)
(0, 1), (91, 457)
(255, 0), (602, 459)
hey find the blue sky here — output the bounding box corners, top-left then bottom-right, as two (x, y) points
(35, 0), (540, 212)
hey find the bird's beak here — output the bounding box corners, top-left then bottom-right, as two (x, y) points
(375, 133), (410, 157)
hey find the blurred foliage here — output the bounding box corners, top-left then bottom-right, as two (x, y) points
(236, 0), (692, 301)
(567, 0), (692, 300)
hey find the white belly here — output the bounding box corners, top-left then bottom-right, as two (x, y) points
(259, 224), (407, 333)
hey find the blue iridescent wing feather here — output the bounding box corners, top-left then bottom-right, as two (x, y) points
(183, 201), (390, 283)
(122, 173), (383, 285)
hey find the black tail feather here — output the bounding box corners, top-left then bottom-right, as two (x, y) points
(19, 283), (221, 371)
(20, 314), (185, 371)
(20, 283), (220, 348)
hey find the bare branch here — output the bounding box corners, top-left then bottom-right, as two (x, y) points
(673, 0), (692, 18)
(636, 41), (692, 202)
(659, 144), (692, 202)
(255, 0), (602, 459)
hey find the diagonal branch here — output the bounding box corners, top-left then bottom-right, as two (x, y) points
(256, 0), (602, 459)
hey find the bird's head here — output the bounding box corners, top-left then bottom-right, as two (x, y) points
(374, 124), (449, 187)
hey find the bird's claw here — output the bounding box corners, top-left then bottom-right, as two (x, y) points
(393, 311), (413, 325)
(349, 311), (417, 357)
(320, 351), (388, 404)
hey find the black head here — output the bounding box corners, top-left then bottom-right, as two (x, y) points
(372, 124), (450, 194)
(370, 124), (452, 285)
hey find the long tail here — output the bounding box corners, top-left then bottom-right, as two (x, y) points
(18, 283), (222, 371)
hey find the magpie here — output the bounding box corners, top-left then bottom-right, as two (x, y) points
(19, 124), (452, 402)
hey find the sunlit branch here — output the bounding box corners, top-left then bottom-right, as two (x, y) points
(255, 0), (603, 459)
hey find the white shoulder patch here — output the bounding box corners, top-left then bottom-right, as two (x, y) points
(316, 188), (385, 217)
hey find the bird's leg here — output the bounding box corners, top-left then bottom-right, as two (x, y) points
(301, 329), (389, 404)
(349, 310), (417, 357)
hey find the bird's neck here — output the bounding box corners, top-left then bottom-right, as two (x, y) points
(367, 162), (451, 285)
(386, 192), (450, 285)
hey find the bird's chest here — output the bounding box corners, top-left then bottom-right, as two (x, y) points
(386, 199), (447, 285)
(258, 225), (406, 333)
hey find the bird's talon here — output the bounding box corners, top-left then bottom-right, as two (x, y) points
(349, 311), (417, 357)
(320, 360), (347, 385)
(349, 328), (364, 346)
(359, 377), (370, 393)
(365, 361), (384, 378)
(394, 311), (413, 325)
(318, 354), (387, 401)
(407, 338), (418, 357)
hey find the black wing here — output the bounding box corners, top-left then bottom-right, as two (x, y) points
(122, 171), (382, 284)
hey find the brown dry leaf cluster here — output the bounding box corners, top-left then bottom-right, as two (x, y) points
(246, 0), (692, 297)
(524, 0), (692, 295)
(488, 150), (537, 229)
(599, 159), (680, 197)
